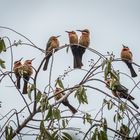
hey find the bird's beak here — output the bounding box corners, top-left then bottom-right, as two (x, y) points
(56, 35), (61, 38)
(65, 31), (70, 33)
(76, 30), (82, 32)
(19, 57), (23, 61)
(31, 58), (35, 61)
(122, 44), (126, 48)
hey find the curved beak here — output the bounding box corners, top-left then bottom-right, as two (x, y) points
(19, 57), (23, 61)
(56, 35), (61, 38)
(65, 31), (71, 33)
(122, 44), (126, 48)
(76, 29), (82, 32)
(31, 58), (35, 61)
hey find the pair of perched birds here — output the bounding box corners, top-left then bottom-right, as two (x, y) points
(106, 45), (138, 109)
(13, 58), (34, 94)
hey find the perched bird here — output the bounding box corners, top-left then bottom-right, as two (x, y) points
(43, 35), (60, 71)
(54, 87), (77, 114)
(121, 45), (137, 77)
(13, 58), (23, 89)
(22, 59), (34, 94)
(66, 30), (83, 68)
(106, 79), (139, 109)
(77, 29), (90, 66)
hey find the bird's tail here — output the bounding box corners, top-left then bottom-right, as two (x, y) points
(67, 103), (77, 114)
(74, 55), (83, 69)
(22, 76), (30, 94)
(126, 62), (137, 77)
(17, 77), (21, 89)
(43, 55), (51, 71)
(62, 100), (77, 114)
(129, 100), (139, 109)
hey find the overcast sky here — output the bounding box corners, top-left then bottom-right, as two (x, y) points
(0, 0), (140, 139)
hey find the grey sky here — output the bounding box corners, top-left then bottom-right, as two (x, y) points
(0, 0), (140, 139)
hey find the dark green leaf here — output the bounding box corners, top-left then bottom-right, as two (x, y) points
(28, 84), (36, 100)
(36, 91), (42, 103)
(100, 130), (108, 140)
(45, 106), (52, 120)
(0, 38), (6, 53)
(102, 60), (106, 70)
(98, 131), (102, 140)
(53, 108), (61, 120)
(75, 86), (88, 104)
(52, 130), (58, 139)
(91, 132), (97, 140)
(62, 132), (73, 140)
(0, 59), (6, 69)
(56, 78), (64, 89)
(5, 126), (9, 139)
(102, 118), (107, 132)
(113, 114), (116, 123)
(62, 119), (66, 128)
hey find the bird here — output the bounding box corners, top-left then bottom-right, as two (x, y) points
(13, 58), (23, 89)
(54, 87), (77, 114)
(22, 59), (34, 94)
(76, 29), (90, 66)
(121, 45), (137, 77)
(106, 79), (139, 109)
(66, 30), (83, 68)
(43, 35), (60, 71)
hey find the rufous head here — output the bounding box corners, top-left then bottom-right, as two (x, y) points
(24, 58), (35, 65)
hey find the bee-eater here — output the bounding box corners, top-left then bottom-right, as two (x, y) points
(121, 45), (137, 77)
(66, 30), (83, 68)
(54, 87), (77, 114)
(43, 35), (60, 71)
(106, 79), (139, 109)
(13, 58), (23, 89)
(22, 59), (34, 94)
(76, 29), (90, 67)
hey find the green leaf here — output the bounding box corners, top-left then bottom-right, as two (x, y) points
(74, 86), (88, 104)
(5, 126), (9, 139)
(62, 132), (73, 140)
(102, 60), (106, 70)
(0, 38), (6, 53)
(107, 100), (113, 110)
(102, 118), (107, 132)
(113, 114), (116, 123)
(98, 131), (102, 140)
(91, 132), (97, 140)
(100, 130), (108, 140)
(36, 91), (42, 103)
(120, 123), (130, 136)
(40, 95), (48, 112)
(53, 108), (61, 120)
(56, 78), (64, 89)
(62, 119), (66, 128)
(52, 130), (58, 139)
(40, 120), (45, 131)
(91, 128), (98, 140)
(9, 126), (13, 140)
(5, 126), (13, 140)
(28, 84), (36, 101)
(45, 105), (53, 120)
(0, 59), (6, 69)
